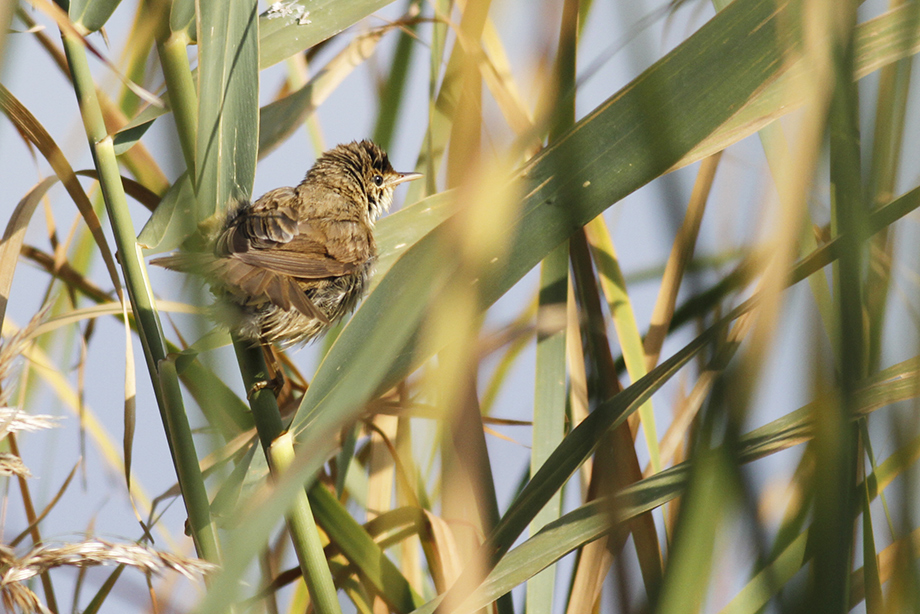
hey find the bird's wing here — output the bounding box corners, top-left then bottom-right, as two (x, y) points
(213, 256), (331, 324)
(209, 188), (373, 322)
(220, 188), (366, 279)
(235, 250), (358, 278)
(220, 188), (302, 252)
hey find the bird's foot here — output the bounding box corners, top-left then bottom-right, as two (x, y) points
(247, 371), (285, 400)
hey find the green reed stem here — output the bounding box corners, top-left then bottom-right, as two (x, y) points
(157, 31), (199, 184)
(61, 30), (219, 563)
(233, 338), (343, 614)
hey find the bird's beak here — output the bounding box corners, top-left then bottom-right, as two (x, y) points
(389, 171), (423, 187)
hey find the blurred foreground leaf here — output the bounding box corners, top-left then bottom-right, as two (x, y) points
(291, 0), (793, 454)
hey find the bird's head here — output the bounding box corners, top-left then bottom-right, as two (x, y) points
(308, 140), (422, 222)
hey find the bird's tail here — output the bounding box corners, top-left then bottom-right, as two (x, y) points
(149, 252), (216, 273)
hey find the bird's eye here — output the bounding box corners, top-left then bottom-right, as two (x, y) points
(373, 174), (384, 187)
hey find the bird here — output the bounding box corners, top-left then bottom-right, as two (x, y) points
(152, 140), (422, 348)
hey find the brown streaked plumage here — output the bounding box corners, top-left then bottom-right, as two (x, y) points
(152, 140), (421, 347)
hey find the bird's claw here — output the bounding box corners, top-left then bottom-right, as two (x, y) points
(247, 372), (285, 400)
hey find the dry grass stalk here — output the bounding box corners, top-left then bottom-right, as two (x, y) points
(0, 306), (60, 479)
(0, 579), (48, 614)
(0, 410), (61, 477)
(0, 454), (31, 478)
(0, 539), (216, 613)
(0, 539), (216, 583)
(0, 305), (50, 406)
(0, 408), (61, 436)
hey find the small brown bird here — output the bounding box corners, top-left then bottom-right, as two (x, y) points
(153, 140), (421, 347)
